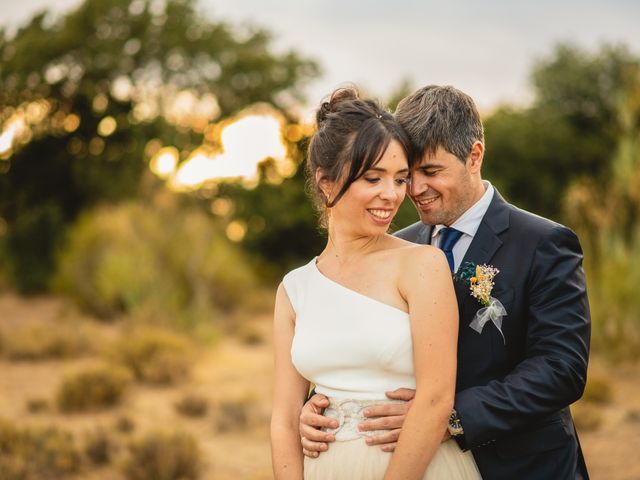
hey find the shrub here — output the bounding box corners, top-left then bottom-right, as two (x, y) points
(572, 403), (603, 431)
(214, 396), (258, 432)
(121, 431), (201, 480)
(54, 201), (256, 328)
(84, 427), (114, 465)
(582, 376), (613, 404)
(0, 420), (81, 479)
(236, 324), (265, 346)
(114, 415), (136, 434)
(0, 322), (92, 361)
(26, 397), (50, 413)
(111, 327), (192, 385)
(56, 365), (131, 412)
(175, 394), (209, 418)
(626, 409), (640, 422)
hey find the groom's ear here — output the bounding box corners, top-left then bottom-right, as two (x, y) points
(467, 141), (484, 174)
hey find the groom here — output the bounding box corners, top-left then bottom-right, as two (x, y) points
(299, 85), (591, 479)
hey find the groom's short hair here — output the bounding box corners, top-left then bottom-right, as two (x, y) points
(394, 85), (484, 163)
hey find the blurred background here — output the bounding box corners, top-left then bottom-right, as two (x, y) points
(0, 0), (639, 478)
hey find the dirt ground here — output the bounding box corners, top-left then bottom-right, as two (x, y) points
(0, 293), (638, 479)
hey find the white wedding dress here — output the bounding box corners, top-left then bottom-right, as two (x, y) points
(283, 258), (481, 480)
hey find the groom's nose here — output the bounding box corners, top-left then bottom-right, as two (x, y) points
(409, 172), (428, 197)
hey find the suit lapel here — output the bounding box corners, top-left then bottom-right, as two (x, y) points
(455, 190), (511, 316)
(416, 224), (434, 245)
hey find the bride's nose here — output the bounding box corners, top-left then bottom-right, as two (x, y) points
(379, 180), (402, 201)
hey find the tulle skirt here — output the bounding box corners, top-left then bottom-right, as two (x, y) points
(303, 398), (481, 480)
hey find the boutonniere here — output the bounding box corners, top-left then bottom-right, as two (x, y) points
(454, 262), (507, 343)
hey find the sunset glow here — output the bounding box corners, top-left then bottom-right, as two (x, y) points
(150, 147), (179, 178)
(170, 113), (289, 191)
(0, 116), (28, 155)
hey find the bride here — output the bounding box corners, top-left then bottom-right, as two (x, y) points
(270, 87), (480, 479)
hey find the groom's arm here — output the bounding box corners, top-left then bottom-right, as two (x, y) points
(453, 224), (591, 450)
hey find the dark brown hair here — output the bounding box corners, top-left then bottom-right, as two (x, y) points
(394, 85), (484, 163)
(306, 87), (414, 224)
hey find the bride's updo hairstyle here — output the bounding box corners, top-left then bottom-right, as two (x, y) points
(306, 87), (414, 226)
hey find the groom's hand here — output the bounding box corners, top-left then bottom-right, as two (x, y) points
(299, 393), (337, 458)
(358, 388), (415, 452)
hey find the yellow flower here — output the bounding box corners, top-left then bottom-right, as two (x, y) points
(470, 277), (477, 285)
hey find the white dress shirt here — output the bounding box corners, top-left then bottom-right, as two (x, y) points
(432, 181), (495, 272)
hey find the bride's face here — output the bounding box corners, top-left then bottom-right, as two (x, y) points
(328, 140), (409, 235)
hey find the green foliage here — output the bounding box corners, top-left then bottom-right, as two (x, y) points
(0, 420), (82, 479)
(484, 43), (640, 219)
(54, 199), (256, 325)
(531, 43), (638, 137)
(218, 165), (325, 278)
(121, 431), (201, 480)
(387, 78), (415, 112)
(564, 76), (640, 360)
(111, 327), (192, 384)
(0, 0), (319, 292)
(56, 364), (131, 412)
(484, 106), (589, 220)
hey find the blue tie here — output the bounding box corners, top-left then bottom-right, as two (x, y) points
(439, 227), (463, 272)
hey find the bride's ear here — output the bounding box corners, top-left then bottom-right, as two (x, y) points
(315, 168), (333, 203)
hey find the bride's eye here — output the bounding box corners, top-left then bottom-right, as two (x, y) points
(363, 177), (380, 184)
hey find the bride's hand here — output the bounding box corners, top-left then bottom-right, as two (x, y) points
(358, 388), (415, 452)
(299, 393), (337, 458)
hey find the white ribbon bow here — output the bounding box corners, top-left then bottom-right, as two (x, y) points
(469, 296), (507, 343)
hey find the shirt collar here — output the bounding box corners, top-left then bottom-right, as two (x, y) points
(432, 181), (495, 240)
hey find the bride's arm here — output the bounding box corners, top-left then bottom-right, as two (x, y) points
(271, 283), (310, 479)
(384, 247), (459, 479)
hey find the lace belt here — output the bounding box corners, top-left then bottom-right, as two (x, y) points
(322, 398), (406, 442)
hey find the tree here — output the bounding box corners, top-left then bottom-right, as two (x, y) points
(483, 43), (640, 220)
(563, 72), (640, 359)
(0, 0), (319, 291)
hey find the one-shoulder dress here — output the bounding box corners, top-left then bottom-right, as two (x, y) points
(282, 258), (481, 480)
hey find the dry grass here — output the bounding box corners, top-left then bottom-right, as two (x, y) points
(582, 375), (614, 404)
(175, 393), (209, 418)
(26, 397), (50, 413)
(84, 427), (115, 465)
(5, 291), (639, 479)
(114, 415), (136, 434)
(573, 403), (604, 431)
(121, 430), (201, 480)
(110, 327), (193, 385)
(0, 321), (94, 361)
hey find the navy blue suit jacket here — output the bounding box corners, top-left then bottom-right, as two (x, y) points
(395, 189), (590, 480)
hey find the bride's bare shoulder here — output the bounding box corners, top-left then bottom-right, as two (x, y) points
(377, 236), (447, 271)
(396, 243), (444, 263)
(392, 244), (449, 283)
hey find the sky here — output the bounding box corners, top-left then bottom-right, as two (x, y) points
(3, 0), (640, 113)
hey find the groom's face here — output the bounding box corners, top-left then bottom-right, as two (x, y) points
(408, 146), (476, 226)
